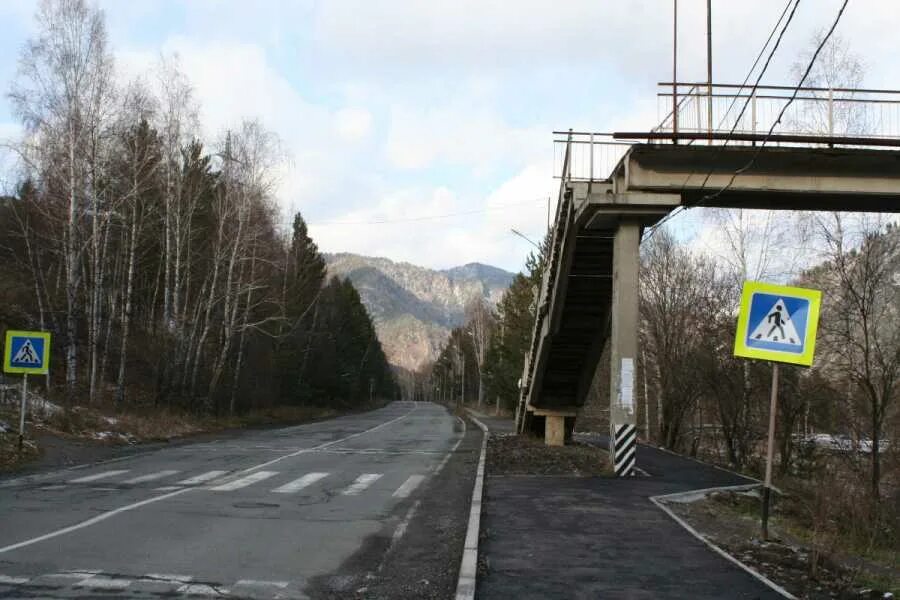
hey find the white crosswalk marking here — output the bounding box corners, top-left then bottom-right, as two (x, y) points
(272, 472), (329, 494)
(0, 575), (29, 584)
(75, 575), (131, 589)
(122, 470), (180, 484)
(209, 471), (278, 491)
(177, 583), (226, 595)
(177, 470), (227, 485)
(69, 470), (129, 483)
(342, 473), (382, 496)
(392, 475), (425, 498)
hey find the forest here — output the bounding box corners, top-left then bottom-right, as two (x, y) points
(0, 0), (397, 417)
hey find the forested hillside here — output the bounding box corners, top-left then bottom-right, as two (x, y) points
(325, 253), (513, 370)
(0, 1), (396, 415)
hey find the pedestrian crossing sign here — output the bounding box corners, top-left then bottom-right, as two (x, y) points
(734, 281), (821, 367)
(3, 330), (51, 375)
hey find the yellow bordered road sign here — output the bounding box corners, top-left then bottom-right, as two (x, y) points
(733, 281), (821, 367)
(3, 330), (51, 375)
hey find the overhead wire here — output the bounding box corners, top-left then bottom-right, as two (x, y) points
(701, 0), (851, 204)
(642, 0), (803, 242)
(286, 197), (550, 227)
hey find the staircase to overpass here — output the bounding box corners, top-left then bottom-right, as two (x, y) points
(516, 83), (900, 474)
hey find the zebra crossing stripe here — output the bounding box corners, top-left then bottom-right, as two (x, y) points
(342, 473), (382, 496)
(69, 470), (130, 483)
(122, 470), (180, 485)
(209, 471), (278, 491)
(272, 472), (329, 494)
(613, 424), (637, 477)
(178, 471), (227, 485)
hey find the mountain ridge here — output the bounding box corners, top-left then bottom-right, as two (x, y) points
(324, 253), (514, 371)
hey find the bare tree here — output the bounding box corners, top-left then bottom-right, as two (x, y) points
(812, 215), (900, 501)
(640, 229), (720, 450)
(790, 31), (867, 136)
(465, 296), (495, 408)
(9, 0), (115, 400)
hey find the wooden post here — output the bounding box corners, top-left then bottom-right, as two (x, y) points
(761, 362), (779, 540)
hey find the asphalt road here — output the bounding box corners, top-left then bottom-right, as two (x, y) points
(0, 401), (465, 599)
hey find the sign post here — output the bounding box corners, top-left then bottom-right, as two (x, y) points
(733, 281), (821, 540)
(3, 330), (51, 453)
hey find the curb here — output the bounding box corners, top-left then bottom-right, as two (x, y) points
(455, 411), (489, 600)
(650, 484), (797, 600)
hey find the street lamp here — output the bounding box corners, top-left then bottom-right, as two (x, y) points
(510, 228), (541, 250)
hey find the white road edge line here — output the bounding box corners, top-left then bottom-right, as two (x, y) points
(649, 484), (797, 600)
(382, 414), (467, 571)
(0, 404), (418, 555)
(455, 411), (488, 600)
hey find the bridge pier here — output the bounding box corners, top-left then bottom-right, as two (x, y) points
(608, 219), (640, 475)
(526, 407), (578, 446)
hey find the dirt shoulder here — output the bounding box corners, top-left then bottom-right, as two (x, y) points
(664, 489), (899, 599)
(487, 431), (610, 477)
(0, 402), (383, 476)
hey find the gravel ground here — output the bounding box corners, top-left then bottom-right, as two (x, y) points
(487, 432), (609, 476)
(306, 416), (483, 600)
(667, 490), (899, 599)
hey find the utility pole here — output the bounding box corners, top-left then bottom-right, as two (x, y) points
(707, 0), (713, 140)
(672, 0), (678, 143)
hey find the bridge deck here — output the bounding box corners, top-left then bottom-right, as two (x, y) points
(519, 143), (900, 434)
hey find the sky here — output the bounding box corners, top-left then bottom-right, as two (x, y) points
(1, 0), (897, 272)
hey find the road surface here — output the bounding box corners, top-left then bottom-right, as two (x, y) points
(0, 401), (466, 599)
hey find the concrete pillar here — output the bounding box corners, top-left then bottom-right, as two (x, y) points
(609, 220), (640, 475)
(545, 415), (565, 447)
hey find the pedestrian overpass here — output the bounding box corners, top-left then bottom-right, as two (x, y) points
(515, 82), (900, 475)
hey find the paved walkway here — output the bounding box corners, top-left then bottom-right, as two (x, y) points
(474, 416), (780, 600)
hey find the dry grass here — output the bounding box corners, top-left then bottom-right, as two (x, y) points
(669, 489), (899, 599)
(487, 432), (610, 477)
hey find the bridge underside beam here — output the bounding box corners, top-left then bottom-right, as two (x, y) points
(616, 144), (900, 212)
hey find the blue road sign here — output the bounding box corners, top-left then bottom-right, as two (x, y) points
(734, 281), (821, 367)
(3, 330), (51, 375)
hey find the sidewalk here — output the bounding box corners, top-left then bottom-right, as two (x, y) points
(474, 416), (782, 599)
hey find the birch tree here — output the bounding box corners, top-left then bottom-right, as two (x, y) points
(9, 0), (114, 400)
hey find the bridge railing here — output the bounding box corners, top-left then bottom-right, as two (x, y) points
(516, 132), (577, 432)
(657, 82), (900, 142)
(553, 83), (900, 182)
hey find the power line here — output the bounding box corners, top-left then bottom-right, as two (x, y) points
(702, 0), (850, 204)
(713, 0), (796, 134)
(643, 0), (804, 243)
(694, 0), (803, 192)
(285, 197), (549, 227)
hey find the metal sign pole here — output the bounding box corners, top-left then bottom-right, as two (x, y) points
(18, 373), (28, 452)
(761, 362), (779, 540)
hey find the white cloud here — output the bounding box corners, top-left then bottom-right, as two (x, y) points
(385, 100), (546, 174)
(308, 160), (555, 271)
(334, 107), (373, 142)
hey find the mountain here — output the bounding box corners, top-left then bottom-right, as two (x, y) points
(324, 253), (515, 371)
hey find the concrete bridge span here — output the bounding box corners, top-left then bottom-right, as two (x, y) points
(517, 139), (900, 474)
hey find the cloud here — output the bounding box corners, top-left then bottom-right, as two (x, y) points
(334, 107), (373, 142)
(385, 98), (546, 174)
(307, 160), (555, 271)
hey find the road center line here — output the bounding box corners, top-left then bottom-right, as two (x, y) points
(0, 404), (417, 555)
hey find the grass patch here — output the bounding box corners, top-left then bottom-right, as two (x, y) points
(487, 432), (610, 477)
(670, 489), (899, 599)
